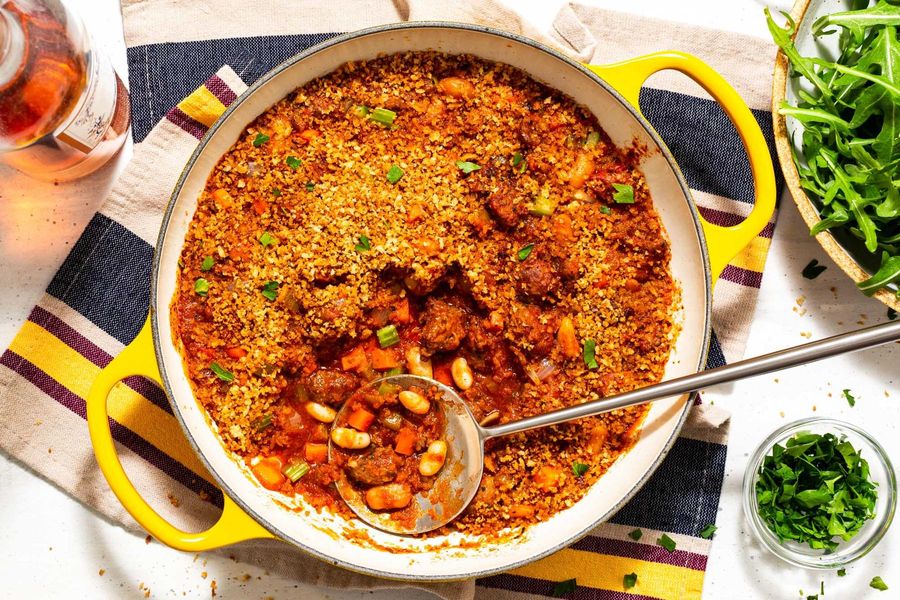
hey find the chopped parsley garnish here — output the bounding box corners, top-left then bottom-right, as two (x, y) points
(582, 339), (599, 369)
(628, 528), (642, 541)
(261, 281), (279, 301)
(599, 205), (612, 215)
(271, 188), (282, 197)
(194, 278), (209, 296)
(368, 107), (396, 127)
(612, 183), (635, 204)
(842, 388), (856, 407)
(259, 231), (276, 247)
(387, 165), (404, 184)
(871, 576), (888, 591)
(286, 155), (302, 170)
(755, 431), (877, 551)
(802, 259), (827, 279)
(837, 568), (846, 577)
(572, 462), (589, 477)
(517, 243), (534, 261)
(253, 414), (273, 432)
(657, 534), (677, 553)
(305, 182), (316, 192)
(376, 325), (400, 348)
(698, 523), (718, 539)
(210, 362), (234, 382)
(355, 235), (371, 252)
(252, 133), (269, 147)
(200, 256), (215, 272)
(456, 160), (481, 174)
(512, 152), (526, 173)
(551, 578), (577, 597)
(623, 572), (637, 590)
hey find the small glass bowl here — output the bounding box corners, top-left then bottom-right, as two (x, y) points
(742, 418), (896, 569)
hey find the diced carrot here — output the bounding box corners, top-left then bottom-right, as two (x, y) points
(304, 443), (328, 464)
(533, 465), (563, 492)
(391, 298), (411, 323)
(252, 199), (268, 215)
(300, 129), (320, 141)
(433, 362), (453, 386)
(341, 346), (368, 372)
(510, 504), (535, 517)
(370, 347), (399, 370)
(347, 408), (376, 432)
(394, 428), (417, 456)
(251, 457), (285, 490)
(406, 203), (426, 224)
(226, 347), (247, 359)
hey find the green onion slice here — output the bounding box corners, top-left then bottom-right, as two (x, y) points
(259, 232), (276, 247)
(612, 183), (635, 204)
(599, 205), (612, 215)
(355, 235), (371, 252)
(200, 256), (215, 272)
(583, 339), (599, 369)
(376, 325), (400, 348)
(271, 188), (282, 197)
(353, 105), (370, 118)
(623, 573), (637, 590)
(194, 278), (209, 296)
(368, 107), (396, 126)
(252, 133), (269, 147)
(283, 460), (310, 482)
(261, 281), (279, 301)
(698, 523), (717, 539)
(456, 160), (481, 174)
(517, 243), (535, 261)
(305, 182), (315, 192)
(584, 130), (601, 148)
(657, 534), (677, 552)
(210, 362), (234, 382)
(387, 165), (404, 184)
(551, 578), (577, 598)
(512, 152), (526, 173)
(572, 462), (588, 477)
(385, 367), (403, 377)
(628, 528), (642, 541)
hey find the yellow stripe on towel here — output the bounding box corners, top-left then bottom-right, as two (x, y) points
(729, 235), (771, 273)
(10, 321), (214, 482)
(511, 547), (704, 599)
(177, 86), (227, 127)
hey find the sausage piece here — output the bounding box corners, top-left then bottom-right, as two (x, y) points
(345, 447), (400, 486)
(420, 298), (467, 354)
(517, 258), (561, 298)
(306, 369), (358, 405)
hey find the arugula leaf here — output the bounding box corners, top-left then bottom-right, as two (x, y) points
(871, 576), (889, 591)
(842, 388), (856, 407)
(802, 259), (827, 279)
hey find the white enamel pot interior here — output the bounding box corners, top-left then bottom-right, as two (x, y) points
(152, 23), (711, 581)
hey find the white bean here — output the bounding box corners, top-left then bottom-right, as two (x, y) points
(451, 357), (473, 390)
(305, 401), (336, 423)
(331, 427), (371, 449)
(365, 483), (413, 510)
(405, 347), (433, 378)
(398, 390), (430, 415)
(418, 440), (448, 476)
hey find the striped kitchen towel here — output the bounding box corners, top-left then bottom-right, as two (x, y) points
(0, 1), (783, 598)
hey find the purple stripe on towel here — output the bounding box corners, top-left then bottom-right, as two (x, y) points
(477, 574), (663, 600)
(697, 206), (775, 239)
(204, 74), (238, 107)
(570, 535), (708, 570)
(720, 264), (763, 288)
(165, 106), (207, 140)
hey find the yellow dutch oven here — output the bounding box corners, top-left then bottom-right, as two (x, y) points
(87, 23), (775, 581)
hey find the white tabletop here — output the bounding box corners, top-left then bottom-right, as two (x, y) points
(2, 1), (897, 598)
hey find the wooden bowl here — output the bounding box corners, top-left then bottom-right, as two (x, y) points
(772, 0), (900, 311)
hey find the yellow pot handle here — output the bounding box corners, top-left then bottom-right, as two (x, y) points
(589, 51), (777, 283)
(86, 316), (275, 550)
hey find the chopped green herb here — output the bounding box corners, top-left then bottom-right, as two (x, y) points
(355, 235), (371, 253)
(888, 308), (897, 321)
(871, 576), (888, 591)
(628, 528), (643, 541)
(755, 431), (877, 551)
(384, 367), (403, 377)
(259, 231), (276, 247)
(368, 107), (396, 126)
(194, 278), (209, 296)
(837, 568), (847, 577)
(252, 133), (269, 147)
(802, 259), (827, 279)
(657, 534), (677, 553)
(599, 205), (612, 215)
(387, 165), (404, 184)
(376, 325), (400, 348)
(512, 152), (526, 173)
(572, 462), (589, 477)
(529, 196), (555, 216)
(583, 339), (599, 370)
(253, 414), (273, 432)
(612, 183), (634, 204)
(210, 362), (234, 382)
(517, 243), (534, 261)
(261, 281), (279, 301)
(623, 572), (637, 590)
(271, 188), (282, 197)
(200, 256), (215, 272)
(456, 160), (481, 174)
(377, 381), (401, 396)
(305, 182), (315, 192)
(842, 388), (856, 407)
(283, 460), (310, 482)
(551, 578), (577, 597)
(584, 130), (601, 148)
(286, 155), (302, 170)
(353, 105), (370, 118)
(698, 523), (718, 539)
(821, 581), (824, 596)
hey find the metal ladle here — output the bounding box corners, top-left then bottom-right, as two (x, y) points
(330, 319), (900, 535)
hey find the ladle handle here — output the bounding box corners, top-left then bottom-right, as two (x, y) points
(482, 320), (900, 439)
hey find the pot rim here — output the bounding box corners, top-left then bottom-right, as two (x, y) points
(150, 21), (712, 581)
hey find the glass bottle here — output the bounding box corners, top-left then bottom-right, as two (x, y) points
(0, 0), (130, 181)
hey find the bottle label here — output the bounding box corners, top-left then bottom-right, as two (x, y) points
(56, 45), (117, 154)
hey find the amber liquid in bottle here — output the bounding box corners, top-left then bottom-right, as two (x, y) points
(0, 0), (130, 180)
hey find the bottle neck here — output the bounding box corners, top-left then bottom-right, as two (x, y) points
(0, 8), (26, 88)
